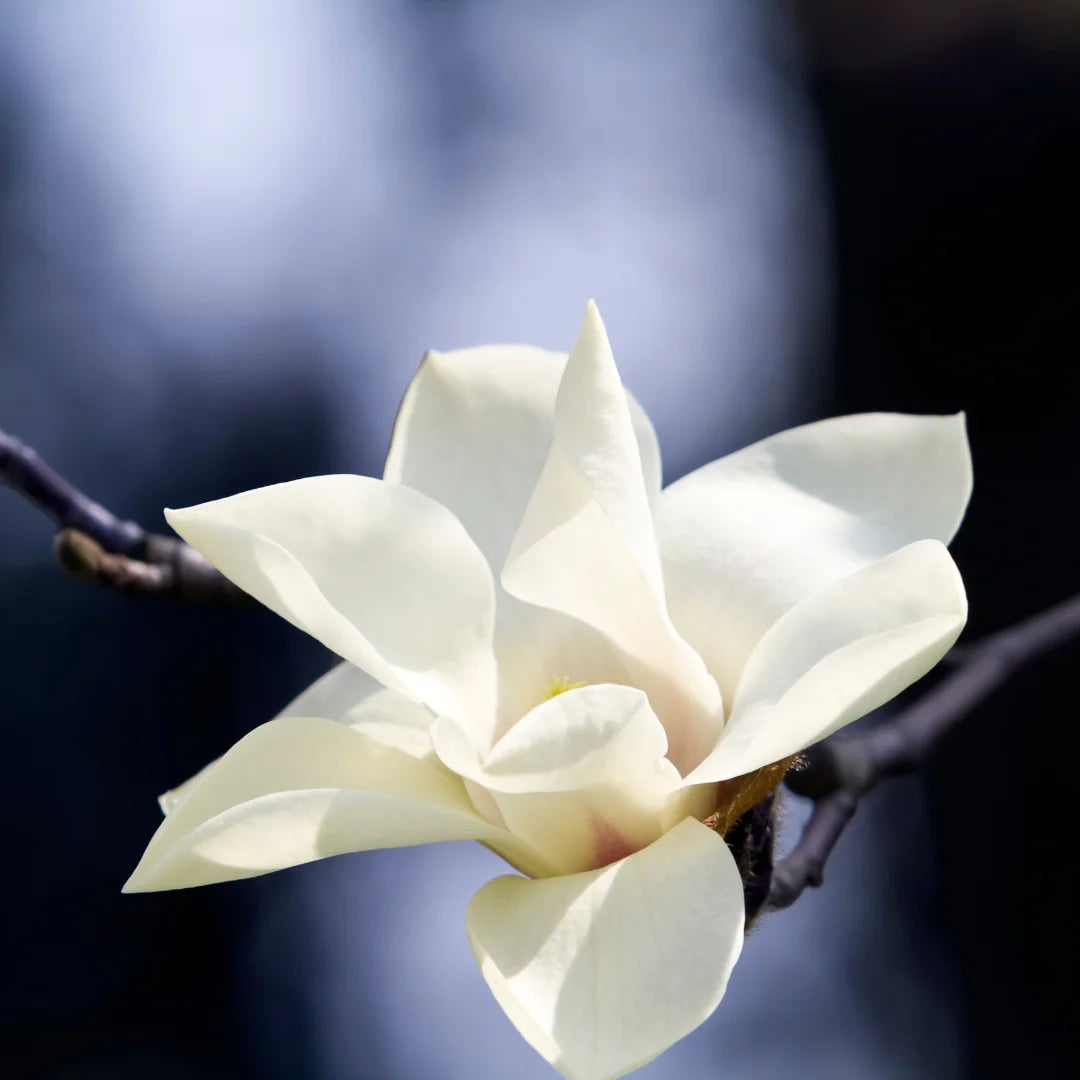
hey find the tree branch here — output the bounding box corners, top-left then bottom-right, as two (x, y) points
(1, 426), (254, 606)
(767, 590), (1080, 911)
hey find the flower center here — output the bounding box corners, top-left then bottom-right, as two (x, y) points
(542, 674), (586, 700)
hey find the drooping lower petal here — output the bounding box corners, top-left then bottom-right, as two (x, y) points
(688, 539), (967, 783)
(465, 818), (745, 1080)
(165, 475), (497, 732)
(658, 411), (972, 704)
(125, 715), (525, 892)
(157, 662), (436, 815)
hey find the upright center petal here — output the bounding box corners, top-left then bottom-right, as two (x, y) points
(499, 302), (725, 773)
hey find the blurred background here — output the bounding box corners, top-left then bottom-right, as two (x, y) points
(1, 1), (1076, 1077)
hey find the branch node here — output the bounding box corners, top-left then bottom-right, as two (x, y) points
(767, 592), (1080, 913)
(3, 425), (255, 607)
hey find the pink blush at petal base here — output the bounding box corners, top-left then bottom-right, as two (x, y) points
(588, 812), (641, 870)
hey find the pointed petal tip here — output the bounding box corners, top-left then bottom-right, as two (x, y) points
(588, 299), (608, 331)
(566, 299), (618, 378)
(123, 849), (176, 893)
(120, 867), (149, 894)
(577, 299), (607, 340)
(163, 504), (194, 534)
(122, 860), (206, 895)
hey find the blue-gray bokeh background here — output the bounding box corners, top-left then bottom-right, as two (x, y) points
(2, 3), (1076, 1077)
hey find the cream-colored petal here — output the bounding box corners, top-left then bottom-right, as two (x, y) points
(157, 760), (215, 816)
(490, 602), (717, 781)
(658, 412), (972, 703)
(504, 301), (664, 608)
(435, 685), (669, 794)
(689, 540), (967, 783)
(466, 818), (745, 1080)
(501, 303), (723, 773)
(384, 342), (661, 573)
(278, 661), (436, 758)
(165, 475), (496, 729)
(157, 664), (435, 815)
(432, 686), (711, 875)
(125, 715), (527, 892)
(491, 601), (636, 739)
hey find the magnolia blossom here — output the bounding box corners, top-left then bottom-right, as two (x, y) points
(125, 302), (970, 1080)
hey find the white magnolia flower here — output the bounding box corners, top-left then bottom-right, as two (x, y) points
(125, 302), (970, 1080)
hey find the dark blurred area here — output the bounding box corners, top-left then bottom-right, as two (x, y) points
(810, 8), (1080, 1076)
(1, 2), (1076, 1078)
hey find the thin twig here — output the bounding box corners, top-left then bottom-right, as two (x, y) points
(767, 591), (1080, 911)
(767, 790), (856, 905)
(1, 426), (254, 606)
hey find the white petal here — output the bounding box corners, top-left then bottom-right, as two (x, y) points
(501, 303), (723, 773)
(126, 715), (541, 892)
(658, 412), (972, 703)
(434, 684), (672, 794)
(432, 686), (711, 875)
(492, 602), (636, 736)
(504, 301), (664, 606)
(466, 818), (745, 1080)
(384, 342), (661, 572)
(157, 760), (215, 816)
(157, 663), (435, 815)
(165, 475), (496, 728)
(689, 540), (967, 783)
(278, 661), (436, 759)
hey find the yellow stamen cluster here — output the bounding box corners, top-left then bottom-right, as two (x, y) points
(543, 675), (586, 700)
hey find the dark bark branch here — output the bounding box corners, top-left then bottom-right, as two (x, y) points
(1, 426), (254, 607)
(1, 427), (144, 553)
(768, 789), (856, 905)
(767, 591), (1080, 911)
